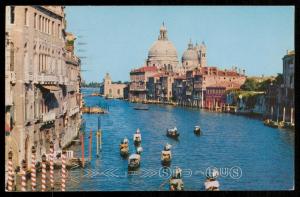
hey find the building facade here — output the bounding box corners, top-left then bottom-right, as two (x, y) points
(129, 23), (246, 106)
(100, 73), (127, 99)
(5, 6), (82, 169)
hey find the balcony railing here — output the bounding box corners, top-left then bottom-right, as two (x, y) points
(24, 72), (34, 83)
(6, 71), (16, 84)
(42, 111), (56, 122)
(69, 106), (80, 116)
(37, 73), (58, 84)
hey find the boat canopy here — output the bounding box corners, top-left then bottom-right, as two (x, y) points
(129, 154), (140, 160)
(165, 143), (172, 150)
(195, 126), (200, 128)
(136, 128), (140, 133)
(204, 180), (220, 189)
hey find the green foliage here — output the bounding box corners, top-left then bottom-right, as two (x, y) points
(241, 73), (283, 92)
(240, 78), (259, 91)
(81, 81), (101, 87)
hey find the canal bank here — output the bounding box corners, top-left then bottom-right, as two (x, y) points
(64, 88), (294, 191)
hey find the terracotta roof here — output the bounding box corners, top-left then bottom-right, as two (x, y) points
(131, 66), (158, 73)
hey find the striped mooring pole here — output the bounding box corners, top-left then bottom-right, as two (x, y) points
(7, 151), (14, 191)
(31, 146), (36, 191)
(81, 133), (85, 168)
(41, 154), (47, 192)
(89, 129), (92, 162)
(61, 149), (67, 191)
(21, 160), (27, 191)
(49, 141), (54, 190)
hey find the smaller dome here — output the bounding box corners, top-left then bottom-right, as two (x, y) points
(182, 48), (198, 62)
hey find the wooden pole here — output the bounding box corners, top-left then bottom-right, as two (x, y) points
(283, 107), (286, 122)
(100, 129), (102, 151)
(49, 141), (54, 190)
(21, 160), (27, 191)
(61, 149), (66, 191)
(276, 106), (279, 123)
(7, 151), (14, 192)
(291, 107), (294, 124)
(31, 146), (36, 191)
(271, 106), (274, 120)
(96, 131), (99, 157)
(89, 129), (92, 162)
(81, 133), (85, 168)
(41, 154), (46, 192)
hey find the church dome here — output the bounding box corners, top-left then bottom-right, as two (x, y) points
(182, 41), (198, 62)
(147, 23), (178, 63)
(148, 40), (178, 59)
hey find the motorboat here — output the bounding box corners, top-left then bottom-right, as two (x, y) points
(133, 128), (142, 145)
(134, 104), (149, 110)
(194, 126), (201, 135)
(120, 138), (129, 157)
(166, 127), (179, 139)
(128, 153), (141, 171)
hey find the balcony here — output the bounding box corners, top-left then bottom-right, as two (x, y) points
(64, 77), (69, 85)
(37, 73), (58, 84)
(69, 106), (80, 116)
(194, 82), (202, 90)
(5, 71), (16, 84)
(24, 72), (34, 83)
(58, 75), (64, 84)
(42, 111), (56, 122)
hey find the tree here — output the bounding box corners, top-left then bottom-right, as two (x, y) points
(257, 79), (272, 91)
(274, 73), (283, 85)
(240, 78), (259, 91)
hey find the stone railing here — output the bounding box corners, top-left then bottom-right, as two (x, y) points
(6, 71), (16, 84)
(42, 111), (56, 122)
(37, 73), (58, 84)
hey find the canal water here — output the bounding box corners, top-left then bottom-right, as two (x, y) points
(66, 88), (294, 191)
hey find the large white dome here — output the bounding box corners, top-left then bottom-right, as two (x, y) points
(148, 40), (178, 61)
(147, 23), (178, 64)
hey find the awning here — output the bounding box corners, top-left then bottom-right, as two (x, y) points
(41, 85), (60, 92)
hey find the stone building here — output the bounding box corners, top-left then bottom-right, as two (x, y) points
(146, 23), (179, 72)
(129, 66), (158, 101)
(129, 23), (246, 106)
(265, 50), (295, 123)
(100, 73), (127, 99)
(5, 6), (82, 169)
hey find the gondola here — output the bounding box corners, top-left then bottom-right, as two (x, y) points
(128, 154), (141, 171)
(120, 138), (129, 157)
(194, 126), (201, 135)
(161, 143), (172, 166)
(166, 127), (179, 139)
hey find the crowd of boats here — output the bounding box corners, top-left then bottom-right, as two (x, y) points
(118, 126), (220, 191)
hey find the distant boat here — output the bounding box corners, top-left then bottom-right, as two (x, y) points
(133, 105), (149, 110)
(166, 127), (179, 139)
(133, 128), (142, 145)
(194, 126), (201, 135)
(161, 143), (172, 166)
(128, 154), (141, 171)
(120, 138), (129, 157)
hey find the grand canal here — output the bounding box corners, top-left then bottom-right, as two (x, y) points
(66, 88), (294, 191)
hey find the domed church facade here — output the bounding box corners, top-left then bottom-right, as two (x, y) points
(146, 23), (179, 72)
(146, 23), (207, 73)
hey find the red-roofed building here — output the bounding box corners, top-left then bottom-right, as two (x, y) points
(129, 66), (159, 101)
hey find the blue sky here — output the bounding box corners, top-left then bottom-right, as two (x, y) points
(65, 6), (294, 83)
